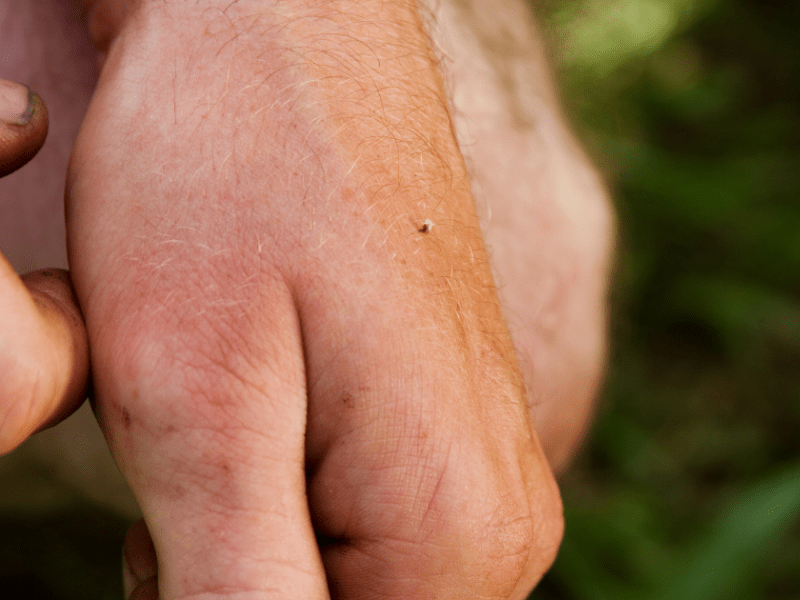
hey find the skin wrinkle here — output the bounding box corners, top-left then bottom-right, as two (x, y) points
(0, 369), (40, 447)
(190, 293), (287, 384)
(416, 437), (452, 535)
(132, 426), (290, 519)
(170, 536), (319, 598)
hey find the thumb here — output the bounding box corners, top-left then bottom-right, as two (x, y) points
(0, 82), (90, 454)
(0, 79), (48, 175)
(0, 263), (91, 453)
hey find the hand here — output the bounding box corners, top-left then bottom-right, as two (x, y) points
(0, 79), (90, 454)
(67, 1), (564, 599)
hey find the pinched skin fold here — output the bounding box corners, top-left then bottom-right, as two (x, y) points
(68, 1), (564, 598)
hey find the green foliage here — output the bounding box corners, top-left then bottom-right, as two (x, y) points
(532, 0), (800, 598)
(656, 461), (800, 600)
(0, 509), (128, 599)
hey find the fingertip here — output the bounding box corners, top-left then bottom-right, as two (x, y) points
(0, 80), (48, 176)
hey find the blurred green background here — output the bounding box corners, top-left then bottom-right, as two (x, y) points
(2, 0), (799, 598)
(532, 0), (800, 598)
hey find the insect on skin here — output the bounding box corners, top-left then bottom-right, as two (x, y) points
(419, 218), (434, 234)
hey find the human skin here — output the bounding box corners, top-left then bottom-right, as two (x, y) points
(0, 0), (614, 598)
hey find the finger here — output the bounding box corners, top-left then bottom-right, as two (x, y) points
(123, 520), (158, 599)
(0, 79), (48, 176)
(83, 266), (330, 599)
(129, 577), (159, 600)
(301, 269), (564, 600)
(0, 264), (91, 454)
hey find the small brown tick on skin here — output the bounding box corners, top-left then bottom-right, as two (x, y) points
(418, 219), (434, 234)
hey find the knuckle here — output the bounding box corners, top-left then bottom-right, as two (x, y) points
(472, 500), (539, 597)
(481, 442), (564, 591)
(534, 477), (566, 572)
(581, 165), (617, 258)
(469, 481), (562, 598)
(470, 478), (562, 599)
(425, 436), (563, 598)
